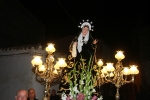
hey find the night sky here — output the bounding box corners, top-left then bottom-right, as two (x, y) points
(18, 0), (149, 45)
(2, 0), (150, 51)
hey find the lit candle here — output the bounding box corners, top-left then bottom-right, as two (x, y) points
(101, 66), (107, 74)
(31, 56), (42, 66)
(123, 67), (130, 75)
(97, 59), (103, 67)
(129, 65), (139, 74)
(115, 50), (125, 61)
(106, 63), (115, 72)
(53, 69), (58, 74)
(54, 64), (60, 69)
(45, 43), (56, 53)
(38, 65), (46, 71)
(110, 72), (114, 77)
(57, 58), (67, 67)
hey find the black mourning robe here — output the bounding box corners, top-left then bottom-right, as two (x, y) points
(58, 32), (97, 94)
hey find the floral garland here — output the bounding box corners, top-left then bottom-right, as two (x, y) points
(61, 58), (103, 100)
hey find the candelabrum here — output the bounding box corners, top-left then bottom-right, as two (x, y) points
(31, 43), (67, 100)
(96, 50), (139, 100)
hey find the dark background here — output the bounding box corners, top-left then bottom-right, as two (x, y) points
(20, 0), (149, 46)
(0, 0), (150, 99)
(1, 0), (149, 66)
(1, 0), (149, 49)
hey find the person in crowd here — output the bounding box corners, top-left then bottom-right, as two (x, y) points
(15, 89), (28, 100)
(27, 88), (38, 100)
(50, 89), (60, 100)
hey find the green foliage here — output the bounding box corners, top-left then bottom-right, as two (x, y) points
(67, 57), (97, 100)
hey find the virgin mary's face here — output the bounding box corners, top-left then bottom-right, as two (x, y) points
(82, 27), (89, 37)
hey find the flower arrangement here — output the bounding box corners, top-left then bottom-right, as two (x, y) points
(61, 58), (103, 100)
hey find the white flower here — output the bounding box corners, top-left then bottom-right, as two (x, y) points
(86, 91), (88, 94)
(88, 96), (91, 99)
(61, 92), (67, 100)
(79, 80), (84, 85)
(69, 92), (74, 99)
(92, 89), (96, 92)
(88, 92), (91, 95)
(73, 86), (79, 93)
(97, 96), (103, 100)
